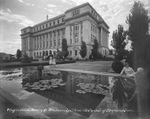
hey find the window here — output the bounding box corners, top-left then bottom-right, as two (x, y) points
(49, 22), (51, 26)
(91, 35), (93, 42)
(57, 19), (59, 24)
(50, 40), (52, 47)
(40, 39), (42, 49)
(58, 39), (60, 46)
(70, 51), (72, 55)
(72, 9), (80, 16)
(46, 40), (48, 48)
(53, 51), (56, 55)
(81, 37), (83, 41)
(50, 33), (52, 38)
(75, 50), (77, 56)
(46, 24), (48, 28)
(43, 40), (45, 48)
(53, 21), (55, 25)
(62, 29), (65, 35)
(54, 31), (56, 37)
(58, 30), (60, 36)
(62, 18), (64, 22)
(54, 39), (56, 47)
(74, 35), (78, 43)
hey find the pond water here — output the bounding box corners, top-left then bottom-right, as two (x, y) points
(0, 66), (135, 119)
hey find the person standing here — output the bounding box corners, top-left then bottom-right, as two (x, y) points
(52, 55), (56, 67)
(49, 53), (53, 65)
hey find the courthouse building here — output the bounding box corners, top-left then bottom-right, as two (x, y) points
(21, 2), (109, 59)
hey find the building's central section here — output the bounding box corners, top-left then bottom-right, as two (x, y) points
(21, 2), (109, 59)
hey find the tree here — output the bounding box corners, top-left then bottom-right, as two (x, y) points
(126, 1), (149, 69)
(91, 39), (101, 59)
(21, 53), (31, 63)
(62, 38), (69, 59)
(111, 25), (127, 61)
(80, 41), (87, 58)
(16, 49), (21, 59)
(56, 49), (63, 61)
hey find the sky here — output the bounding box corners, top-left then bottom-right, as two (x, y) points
(0, 0), (150, 54)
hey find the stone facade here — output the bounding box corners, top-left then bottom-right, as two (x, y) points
(21, 2), (109, 59)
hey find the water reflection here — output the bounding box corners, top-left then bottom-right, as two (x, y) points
(111, 76), (137, 119)
(0, 67), (137, 118)
(21, 67), (111, 117)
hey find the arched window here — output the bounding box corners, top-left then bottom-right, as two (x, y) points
(43, 51), (45, 56)
(46, 51), (48, 56)
(49, 50), (52, 55)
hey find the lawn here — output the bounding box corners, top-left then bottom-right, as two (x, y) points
(46, 61), (113, 73)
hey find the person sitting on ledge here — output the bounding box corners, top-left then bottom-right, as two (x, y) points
(120, 61), (135, 78)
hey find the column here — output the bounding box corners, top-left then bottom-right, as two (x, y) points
(100, 27), (103, 46)
(32, 37), (34, 50)
(72, 26), (74, 44)
(52, 31), (54, 48)
(46, 33), (49, 49)
(79, 23), (81, 44)
(48, 32), (50, 49)
(41, 34), (43, 50)
(35, 37), (37, 50)
(60, 29), (62, 49)
(40, 35), (42, 49)
(49, 32), (52, 48)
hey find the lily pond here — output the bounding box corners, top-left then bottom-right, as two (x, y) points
(0, 66), (137, 119)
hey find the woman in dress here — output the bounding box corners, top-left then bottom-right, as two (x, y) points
(120, 61), (135, 77)
(52, 55), (56, 67)
(49, 53), (53, 65)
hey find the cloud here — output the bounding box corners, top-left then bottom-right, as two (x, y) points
(17, 0), (35, 6)
(0, 9), (34, 27)
(70, 0), (93, 5)
(18, 0), (24, 3)
(7, 8), (11, 13)
(0, 39), (21, 54)
(62, 0), (74, 5)
(47, 4), (56, 8)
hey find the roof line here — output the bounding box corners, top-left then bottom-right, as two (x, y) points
(33, 14), (65, 27)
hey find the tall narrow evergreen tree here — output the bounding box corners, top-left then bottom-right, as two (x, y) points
(91, 39), (100, 59)
(62, 38), (69, 59)
(111, 25), (127, 60)
(126, 1), (149, 69)
(16, 49), (21, 59)
(80, 41), (87, 58)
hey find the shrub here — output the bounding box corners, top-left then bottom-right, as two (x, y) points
(112, 60), (124, 73)
(21, 53), (31, 63)
(80, 41), (87, 58)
